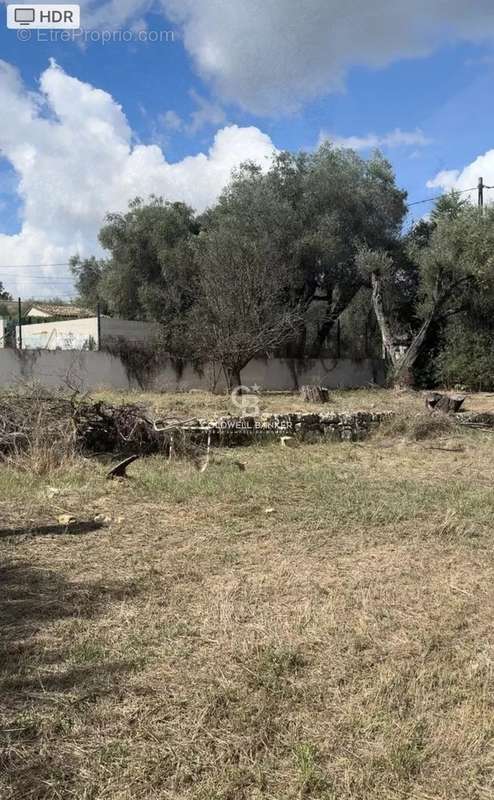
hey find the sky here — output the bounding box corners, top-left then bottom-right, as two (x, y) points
(0, 0), (494, 299)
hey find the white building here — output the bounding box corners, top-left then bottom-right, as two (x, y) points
(17, 316), (160, 350)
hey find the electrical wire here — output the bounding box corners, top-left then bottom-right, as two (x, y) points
(406, 185), (483, 207)
(1, 184), (493, 275)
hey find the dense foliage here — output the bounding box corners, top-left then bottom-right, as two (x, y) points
(71, 145), (494, 388)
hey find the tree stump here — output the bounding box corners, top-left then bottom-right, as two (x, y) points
(425, 393), (466, 414)
(300, 385), (331, 404)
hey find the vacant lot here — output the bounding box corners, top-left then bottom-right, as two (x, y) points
(1, 390), (494, 799)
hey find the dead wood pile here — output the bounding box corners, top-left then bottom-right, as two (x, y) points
(0, 390), (176, 458)
(0, 388), (397, 463)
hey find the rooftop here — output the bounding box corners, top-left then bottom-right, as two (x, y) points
(26, 303), (94, 319)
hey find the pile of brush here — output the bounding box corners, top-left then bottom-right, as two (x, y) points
(0, 387), (194, 466)
(73, 400), (166, 455)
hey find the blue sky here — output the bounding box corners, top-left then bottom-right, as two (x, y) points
(0, 1), (494, 297)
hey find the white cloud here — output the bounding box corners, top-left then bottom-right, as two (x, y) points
(160, 92), (226, 136)
(3, 1), (494, 114)
(159, 0), (494, 114)
(4, 1), (494, 115)
(0, 60), (276, 297)
(320, 128), (431, 151)
(427, 150), (494, 204)
(161, 109), (183, 131)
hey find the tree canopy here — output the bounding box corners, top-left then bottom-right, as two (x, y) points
(71, 143), (494, 388)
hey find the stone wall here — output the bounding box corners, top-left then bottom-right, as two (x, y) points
(185, 410), (394, 443)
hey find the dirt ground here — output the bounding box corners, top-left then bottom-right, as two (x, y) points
(1, 389), (494, 799)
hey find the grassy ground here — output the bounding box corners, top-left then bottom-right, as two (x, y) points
(91, 386), (423, 417)
(2, 389), (494, 799)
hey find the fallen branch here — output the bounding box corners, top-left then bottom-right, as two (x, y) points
(107, 455), (140, 480)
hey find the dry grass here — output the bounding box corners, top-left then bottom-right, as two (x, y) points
(0, 387), (77, 475)
(92, 385), (426, 418)
(1, 389), (494, 799)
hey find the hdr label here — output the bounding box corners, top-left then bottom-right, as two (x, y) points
(7, 5), (80, 29)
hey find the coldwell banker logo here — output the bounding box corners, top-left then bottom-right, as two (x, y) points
(7, 4), (80, 28)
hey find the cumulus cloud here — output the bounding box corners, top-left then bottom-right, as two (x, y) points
(0, 60), (276, 297)
(320, 128), (431, 151)
(160, 0), (494, 114)
(2, 1), (494, 114)
(427, 150), (494, 204)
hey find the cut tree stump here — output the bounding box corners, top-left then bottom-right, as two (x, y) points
(300, 385), (331, 404)
(425, 393), (466, 414)
(106, 454), (140, 480)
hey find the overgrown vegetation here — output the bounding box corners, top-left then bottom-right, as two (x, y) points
(2, 389), (494, 799)
(70, 144), (494, 389)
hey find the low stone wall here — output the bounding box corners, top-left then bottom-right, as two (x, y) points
(183, 410), (395, 443)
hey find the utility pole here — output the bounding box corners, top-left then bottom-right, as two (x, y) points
(17, 297), (22, 350)
(478, 176), (484, 212)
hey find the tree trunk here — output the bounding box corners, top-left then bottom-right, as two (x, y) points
(224, 365), (243, 392)
(300, 385), (331, 403)
(370, 273), (402, 365)
(371, 272), (436, 388)
(310, 313), (340, 357)
(392, 313), (435, 387)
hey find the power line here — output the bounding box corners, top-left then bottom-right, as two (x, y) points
(0, 273), (74, 279)
(2, 180), (494, 273)
(0, 262), (72, 270)
(407, 185), (481, 208)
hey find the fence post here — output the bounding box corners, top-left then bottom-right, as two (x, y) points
(336, 318), (341, 359)
(96, 302), (101, 351)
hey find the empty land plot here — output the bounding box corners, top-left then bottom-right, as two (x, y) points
(1, 390), (494, 799)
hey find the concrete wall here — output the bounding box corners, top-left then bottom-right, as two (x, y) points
(0, 350), (131, 392)
(0, 350), (385, 393)
(17, 318), (99, 350)
(16, 317), (159, 351)
(242, 357), (385, 392)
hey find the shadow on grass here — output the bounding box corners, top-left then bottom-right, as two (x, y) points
(0, 520), (105, 539)
(0, 561), (141, 798)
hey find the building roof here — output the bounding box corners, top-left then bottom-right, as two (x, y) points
(26, 303), (94, 319)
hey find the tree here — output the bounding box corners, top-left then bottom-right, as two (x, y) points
(0, 282), (11, 302)
(360, 202), (494, 386)
(71, 146), (407, 375)
(206, 144), (407, 355)
(184, 223), (301, 389)
(0, 282), (13, 320)
(73, 196), (200, 321)
(70, 256), (106, 311)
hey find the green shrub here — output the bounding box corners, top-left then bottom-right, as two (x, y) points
(435, 325), (494, 391)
